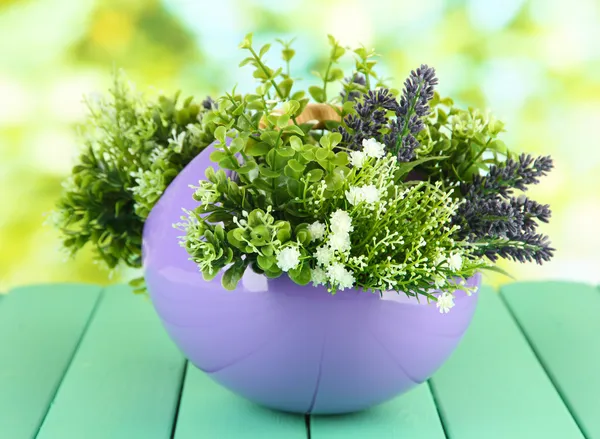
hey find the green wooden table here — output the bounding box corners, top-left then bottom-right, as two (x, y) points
(1, 282), (598, 439)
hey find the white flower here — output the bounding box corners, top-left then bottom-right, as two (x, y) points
(448, 253), (463, 271)
(362, 138), (386, 159)
(276, 246), (301, 272)
(433, 275), (445, 288)
(329, 232), (351, 253)
(326, 262), (355, 290)
(314, 245), (334, 266)
(311, 267), (327, 286)
(350, 150), (367, 168)
(308, 221), (326, 242)
(361, 184), (381, 204)
(436, 292), (455, 314)
(346, 185), (381, 206)
(330, 209), (353, 235)
(345, 186), (363, 206)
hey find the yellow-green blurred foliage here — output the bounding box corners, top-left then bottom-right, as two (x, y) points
(1, 0), (599, 292)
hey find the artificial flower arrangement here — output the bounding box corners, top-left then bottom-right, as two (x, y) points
(55, 33), (554, 313)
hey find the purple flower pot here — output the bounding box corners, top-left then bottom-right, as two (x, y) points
(142, 144), (480, 415)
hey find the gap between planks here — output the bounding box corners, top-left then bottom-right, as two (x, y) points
(498, 290), (589, 439)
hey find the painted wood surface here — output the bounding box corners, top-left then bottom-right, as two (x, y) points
(35, 285), (186, 439)
(310, 383), (445, 439)
(173, 363), (307, 439)
(430, 285), (584, 439)
(501, 282), (600, 439)
(0, 284), (101, 439)
(2, 282), (597, 438)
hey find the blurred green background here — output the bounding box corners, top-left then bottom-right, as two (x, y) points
(1, 0), (599, 292)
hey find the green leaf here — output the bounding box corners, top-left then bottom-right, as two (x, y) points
(282, 124), (305, 136)
(277, 114), (290, 128)
(306, 168), (324, 182)
(289, 136), (303, 151)
(215, 126), (227, 143)
(275, 147), (295, 158)
(259, 43), (271, 57)
(481, 264), (515, 280)
(282, 47), (295, 62)
(291, 90), (305, 100)
(259, 167), (281, 178)
(218, 156), (239, 170)
(239, 33), (253, 49)
(325, 173), (344, 190)
(260, 130), (280, 145)
(279, 78), (293, 98)
(315, 148), (331, 161)
(257, 254), (273, 270)
(239, 57), (254, 67)
(308, 86), (326, 103)
(282, 100), (300, 116)
(288, 159), (305, 173)
(287, 179), (301, 197)
(209, 150), (228, 163)
(246, 142), (270, 156)
(328, 68), (344, 82)
(222, 260), (247, 290)
(331, 151), (349, 166)
(396, 156), (448, 179)
(246, 99), (265, 110)
(289, 263), (311, 285)
(237, 161), (257, 174)
(229, 137), (245, 154)
(354, 47), (367, 60)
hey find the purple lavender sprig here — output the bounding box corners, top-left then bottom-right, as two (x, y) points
(337, 88), (398, 146)
(388, 65), (438, 161)
(201, 96), (217, 110)
(455, 154), (555, 264)
(337, 65), (438, 162)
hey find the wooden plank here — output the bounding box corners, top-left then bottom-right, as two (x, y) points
(310, 383), (445, 439)
(173, 363), (307, 439)
(430, 286), (583, 439)
(0, 284), (101, 439)
(36, 285), (186, 439)
(501, 281), (600, 438)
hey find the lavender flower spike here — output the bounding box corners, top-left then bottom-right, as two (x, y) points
(389, 64), (438, 161)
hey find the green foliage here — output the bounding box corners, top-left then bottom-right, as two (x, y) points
(418, 92), (509, 183)
(178, 34), (488, 299)
(54, 72), (215, 271)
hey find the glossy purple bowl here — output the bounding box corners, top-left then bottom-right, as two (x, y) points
(142, 144), (480, 415)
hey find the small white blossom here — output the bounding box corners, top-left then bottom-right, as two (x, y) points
(327, 262), (355, 290)
(308, 221), (326, 242)
(276, 246), (301, 272)
(346, 184), (381, 206)
(362, 138), (386, 159)
(329, 232), (351, 253)
(350, 150), (367, 168)
(436, 292), (455, 314)
(361, 184), (381, 204)
(315, 245), (334, 266)
(448, 253), (463, 271)
(330, 209), (353, 235)
(311, 267), (327, 286)
(345, 186), (363, 206)
(433, 275), (445, 288)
